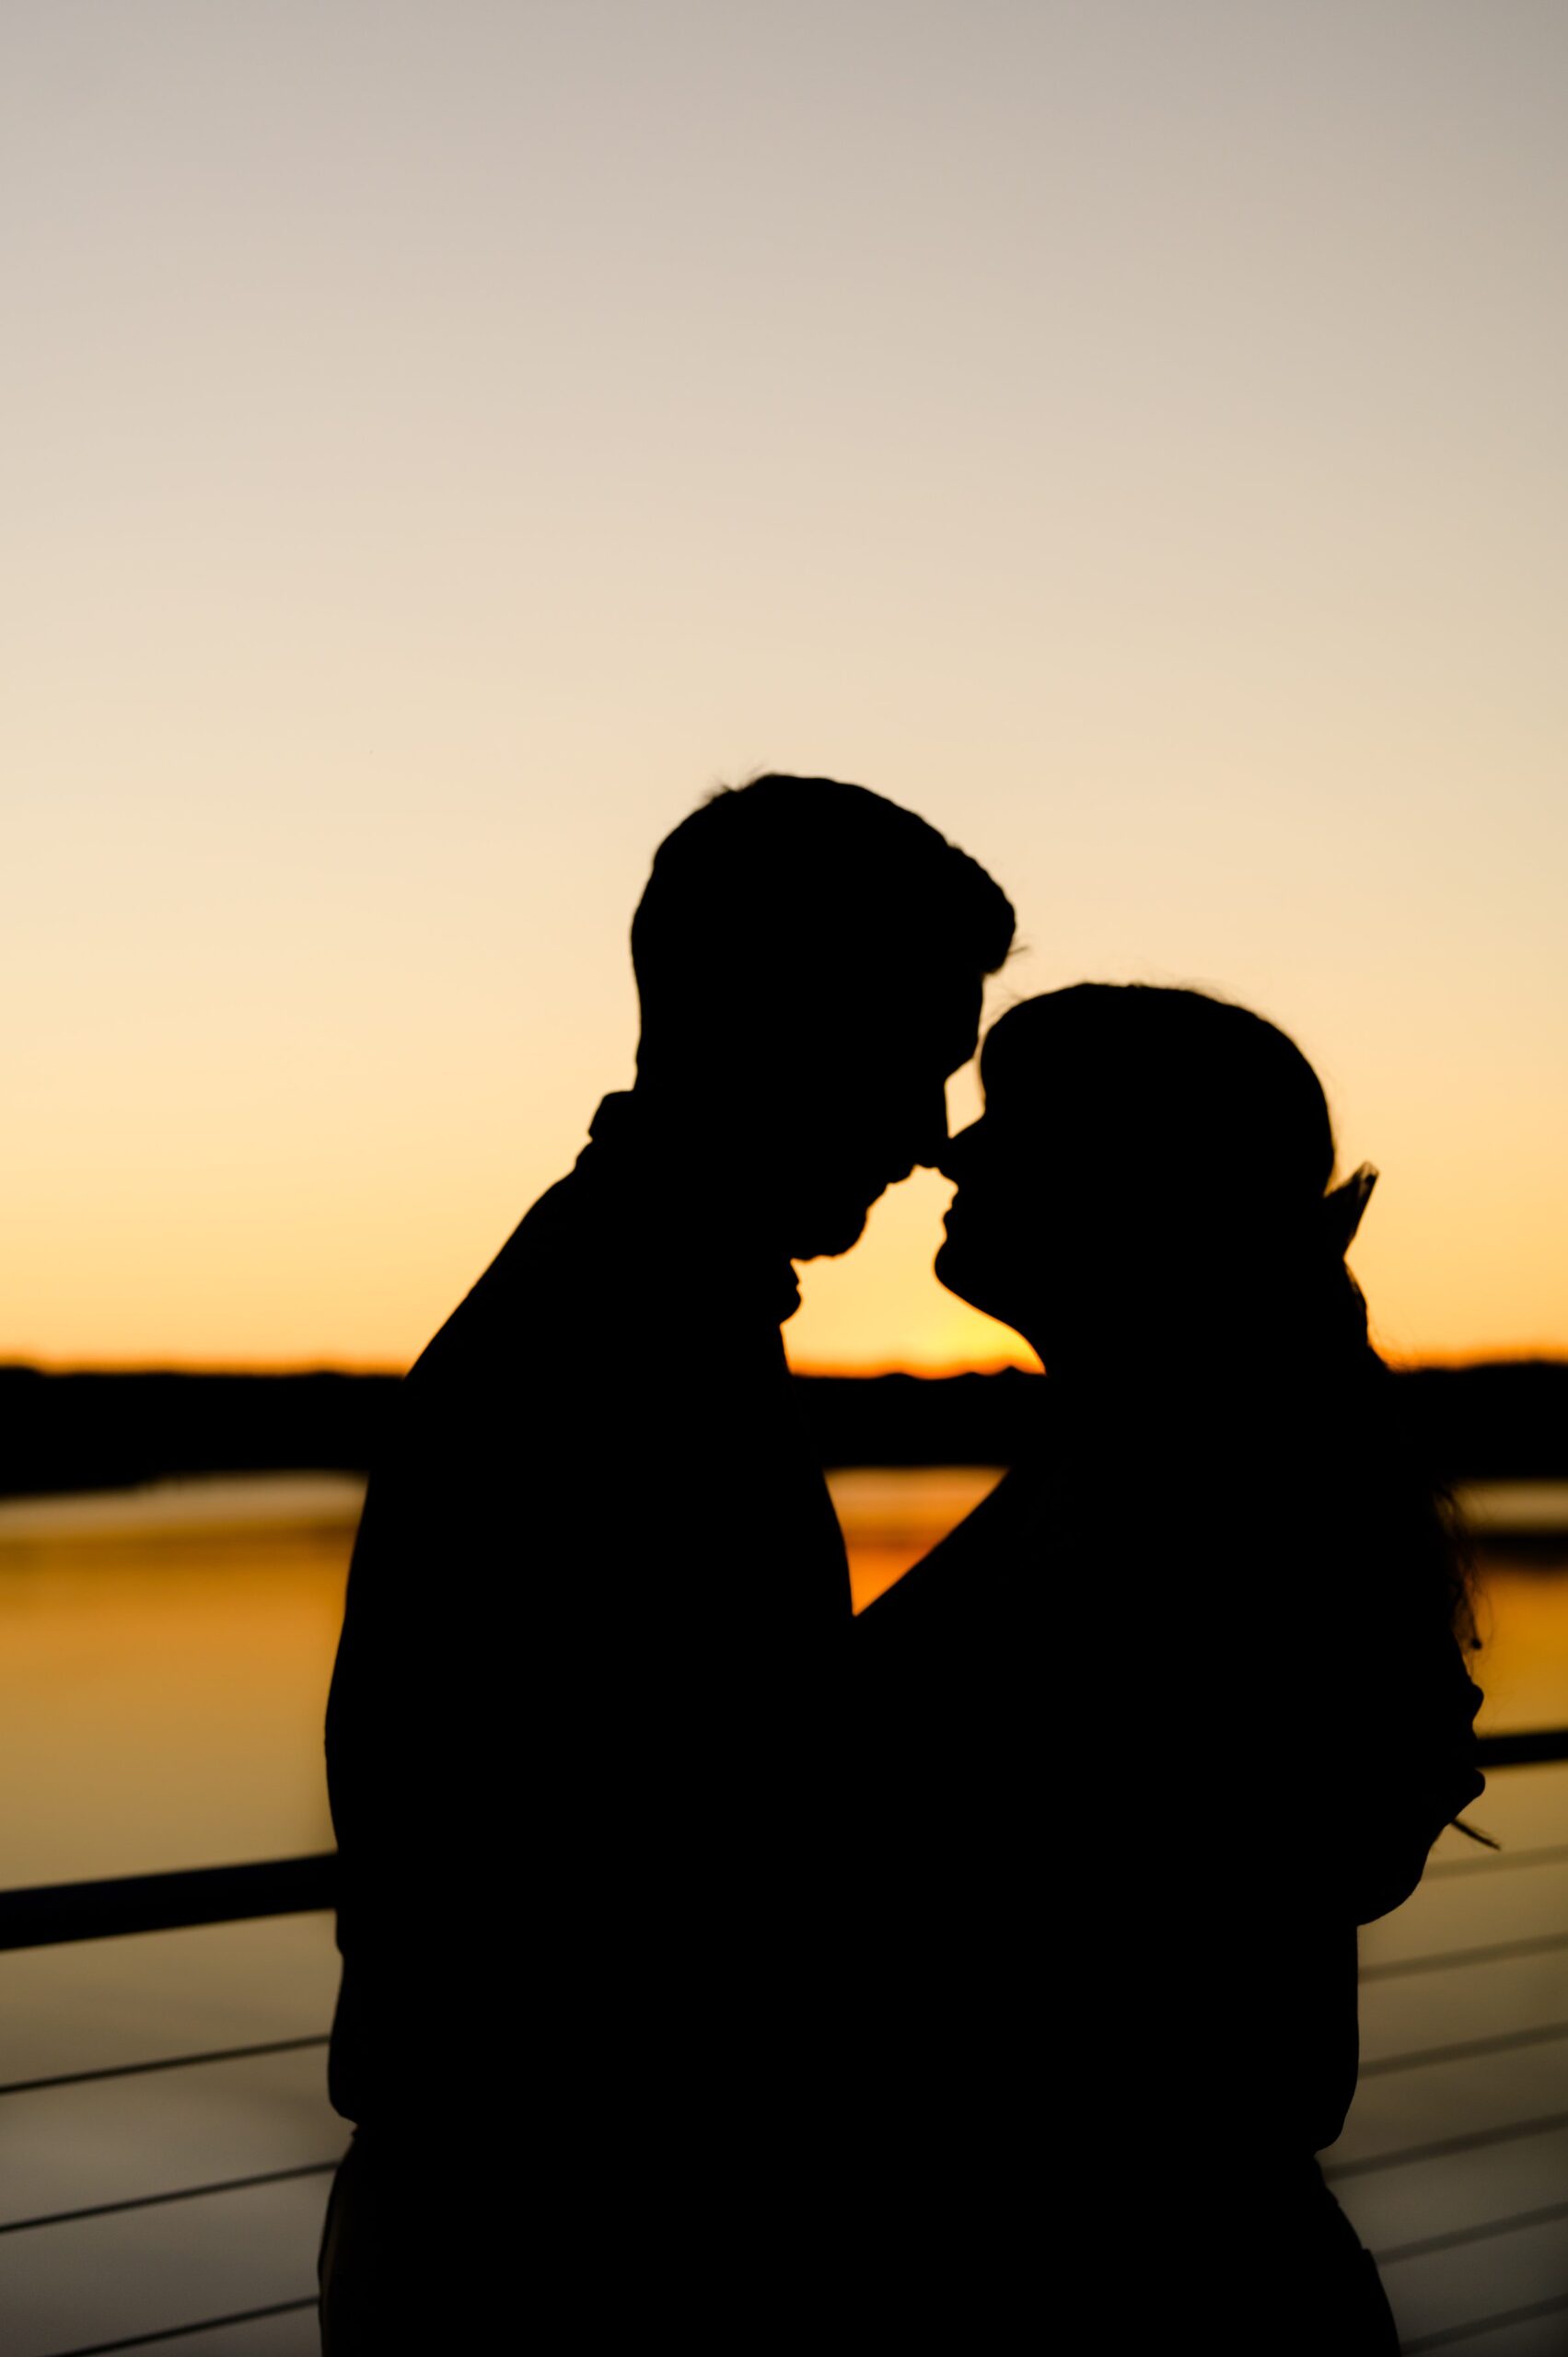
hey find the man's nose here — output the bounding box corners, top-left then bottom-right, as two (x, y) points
(934, 1118), (981, 1184)
(911, 1082), (953, 1173)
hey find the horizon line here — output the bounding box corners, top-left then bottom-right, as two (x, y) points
(5, 1350), (1567, 1381)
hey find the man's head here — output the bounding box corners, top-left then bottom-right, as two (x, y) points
(631, 774), (1015, 1258)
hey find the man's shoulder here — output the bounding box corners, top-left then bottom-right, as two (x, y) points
(408, 1169), (598, 1384)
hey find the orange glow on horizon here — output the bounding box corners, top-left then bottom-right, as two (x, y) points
(13, 1347), (1564, 1382)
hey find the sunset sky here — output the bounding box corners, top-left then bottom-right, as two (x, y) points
(4, 1), (1565, 1372)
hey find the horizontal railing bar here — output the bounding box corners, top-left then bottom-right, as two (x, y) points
(1427, 1840), (1568, 1878)
(0, 1724), (1555, 1954)
(1324, 2106), (1568, 2180)
(1, 2156), (341, 2237)
(1360, 1927), (1568, 1982)
(1358, 2018), (1568, 2077)
(1400, 2287), (1568, 2354)
(0, 2032), (330, 2100)
(1375, 2195), (1568, 2267)
(1476, 1729), (1568, 1767)
(0, 1852), (337, 1952)
(44, 2296), (320, 2357)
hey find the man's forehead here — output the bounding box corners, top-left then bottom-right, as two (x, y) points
(929, 968), (986, 1051)
(865, 958), (984, 1014)
(860, 970), (983, 1050)
(857, 1016), (980, 1094)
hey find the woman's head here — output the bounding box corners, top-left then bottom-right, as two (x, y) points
(945, 983), (1478, 1668)
(936, 984), (1368, 1377)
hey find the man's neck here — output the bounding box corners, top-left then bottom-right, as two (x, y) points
(587, 1087), (801, 1321)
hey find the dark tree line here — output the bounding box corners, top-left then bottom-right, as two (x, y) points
(2, 1361), (1565, 1501)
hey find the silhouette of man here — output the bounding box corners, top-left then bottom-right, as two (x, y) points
(319, 775), (1014, 2347)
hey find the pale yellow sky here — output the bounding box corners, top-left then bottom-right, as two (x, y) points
(3, 1), (1565, 1369)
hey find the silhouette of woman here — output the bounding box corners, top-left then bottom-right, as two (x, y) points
(858, 984), (1483, 2351)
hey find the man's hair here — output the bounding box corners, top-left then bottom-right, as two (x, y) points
(631, 774), (1015, 1055)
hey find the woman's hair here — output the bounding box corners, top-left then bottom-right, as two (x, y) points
(984, 982), (1477, 1653)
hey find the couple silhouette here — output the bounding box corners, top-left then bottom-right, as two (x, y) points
(319, 775), (1483, 2351)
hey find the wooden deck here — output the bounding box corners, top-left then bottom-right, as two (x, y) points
(1331, 1762), (1568, 2353)
(4, 1769), (1567, 2354)
(0, 1912), (342, 2357)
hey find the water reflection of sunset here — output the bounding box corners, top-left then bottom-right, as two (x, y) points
(6, 1475), (1565, 1889)
(0, 1515), (348, 1887)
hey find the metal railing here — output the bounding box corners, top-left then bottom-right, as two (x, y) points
(3, 1729), (1552, 1956)
(0, 1858), (343, 2357)
(4, 1725), (1567, 2357)
(0, 1853), (338, 1955)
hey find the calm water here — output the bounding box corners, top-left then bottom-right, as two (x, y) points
(2, 1470), (1566, 1889)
